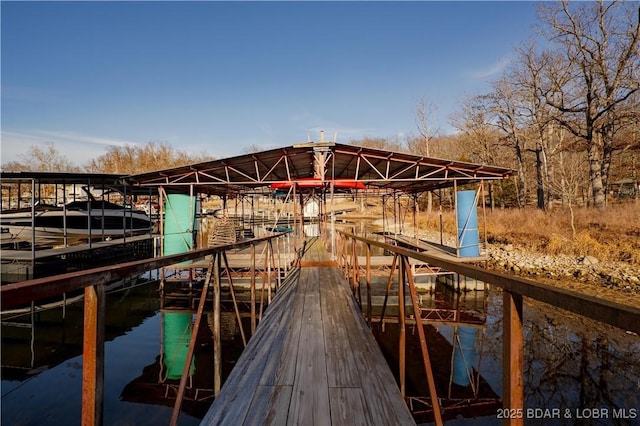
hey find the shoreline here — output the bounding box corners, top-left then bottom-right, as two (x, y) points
(390, 224), (640, 308)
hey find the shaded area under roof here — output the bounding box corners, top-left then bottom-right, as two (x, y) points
(126, 142), (513, 196)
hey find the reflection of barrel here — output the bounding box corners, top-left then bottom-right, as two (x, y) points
(163, 312), (195, 380)
(163, 193), (196, 257)
(452, 326), (477, 387)
(456, 190), (480, 257)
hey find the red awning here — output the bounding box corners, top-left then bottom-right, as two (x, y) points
(270, 178), (365, 190)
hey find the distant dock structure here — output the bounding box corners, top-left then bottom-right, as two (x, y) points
(1, 172), (158, 282)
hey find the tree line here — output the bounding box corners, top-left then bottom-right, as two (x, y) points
(2, 141), (213, 175)
(396, 1), (639, 210)
(3, 2), (637, 210)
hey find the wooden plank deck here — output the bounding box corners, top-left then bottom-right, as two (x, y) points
(201, 238), (415, 425)
(385, 234), (487, 263)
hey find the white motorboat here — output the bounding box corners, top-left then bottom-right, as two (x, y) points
(0, 200), (153, 246)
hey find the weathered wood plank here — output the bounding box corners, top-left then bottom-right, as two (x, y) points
(320, 267), (362, 388)
(261, 278), (305, 385)
(201, 277), (298, 424)
(244, 385), (293, 426)
(287, 266), (331, 426)
(260, 272), (306, 386)
(202, 238), (415, 426)
(328, 387), (373, 426)
(337, 271), (416, 424)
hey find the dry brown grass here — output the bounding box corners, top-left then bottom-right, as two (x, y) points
(416, 202), (640, 266)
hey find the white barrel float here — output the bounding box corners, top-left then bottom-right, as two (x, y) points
(456, 190), (480, 257)
(452, 325), (477, 387)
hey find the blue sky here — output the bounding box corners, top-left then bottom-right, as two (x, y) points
(1, 1), (540, 166)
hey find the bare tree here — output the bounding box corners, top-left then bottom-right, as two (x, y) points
(86, 141), (213, 174)
(551, 148), (588, 238)
(1, 142), (81, 172)
(451, 95), (517, 207)
(349, 137), (405, 153)
(410, 97), (440, 212)
(537, 0), (640, 208)
(486, 79), (530, 208)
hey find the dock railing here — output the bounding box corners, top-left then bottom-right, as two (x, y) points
(1, 232), (291, 426)
(336, 230), (640, 426)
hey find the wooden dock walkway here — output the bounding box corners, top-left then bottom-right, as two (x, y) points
(201, 238), (415, 425)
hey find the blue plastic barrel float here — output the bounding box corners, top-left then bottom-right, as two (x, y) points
(163, 312), (195, 380)
(163, 193), (196, 258)
(456, 190), (480, 257)
(452, 325), (478, 387)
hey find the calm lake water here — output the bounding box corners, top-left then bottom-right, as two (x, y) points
(2, 258), (639, 425)
(373, 283), (640, 425)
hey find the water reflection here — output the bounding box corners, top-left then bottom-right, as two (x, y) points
(1, 279), (248, 425)
(370, 279), (501, 423)
(369, 280), (640, 425)
(2, 246), (639, 425)
(519, 301), (640, 426)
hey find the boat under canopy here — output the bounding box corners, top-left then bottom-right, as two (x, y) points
(1, 200), (153, 246)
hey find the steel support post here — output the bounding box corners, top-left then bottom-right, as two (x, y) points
(398, 255), (406, 397)
(81, 284), (105, 426)
(366, 243), (372, 328)
(503, 290), (524, 426)
(251, 243), (256, 334)
(213, 254), (222, 396)
(379, 254), (398, 326)
(403, 256), (443, 426)
(170, 254), (216, 426)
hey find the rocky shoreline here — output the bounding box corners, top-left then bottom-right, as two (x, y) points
(486, 243), (640, 294)
(407, 227), (640, 302)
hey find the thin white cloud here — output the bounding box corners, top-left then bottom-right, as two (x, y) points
(1, 129), (141, 165)
(30, 130), (140, 148)
(467, 55), (512, 79)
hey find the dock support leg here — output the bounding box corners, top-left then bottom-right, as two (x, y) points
(403, 256), (443, 426)
(379, 254), (398, 328)
(398, 256), (406, 397)
(82, 283), (105, 426)
(502, 290), (524, 426)
(251, 243), (256, 334)
(366, 243), (372, 328)
(214, 254), (222, 396)
(223, 252), (247, 347)
(171, 254), (216, 426)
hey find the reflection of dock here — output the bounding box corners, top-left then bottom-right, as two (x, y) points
(0, 279), (157, 381)
(375, 321), (500, 423)
(120, 310), (245, 419)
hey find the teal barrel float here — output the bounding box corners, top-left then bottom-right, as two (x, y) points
(452, 325), (477, 387)
(163, 193), (196, 257)
(163, 312), (195, 380)
(456, 190), (480, 257)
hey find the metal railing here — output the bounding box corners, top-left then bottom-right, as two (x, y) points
(336, 230), (640, 426)
(1, 232), (290, 426)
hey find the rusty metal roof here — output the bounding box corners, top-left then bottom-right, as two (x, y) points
(125, 142), (512, 195)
